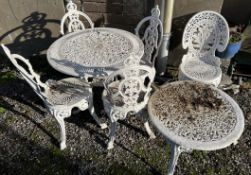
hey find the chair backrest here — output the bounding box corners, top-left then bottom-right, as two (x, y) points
(1, 44), (48, 100)
(182, 11), (229, 58)
(104, 65), (155, 113)
(135, 5), (163, 67)
(60, 0), (94, 35)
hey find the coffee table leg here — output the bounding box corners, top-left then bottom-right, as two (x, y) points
(167, 143), (182, 175)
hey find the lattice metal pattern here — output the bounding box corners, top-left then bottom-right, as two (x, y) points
(103, 65), (155, 122)
(151, 81), (238, 143)
(135, 5), (163, 67)
(60, 0), (94, 35)
(148, 80), (244, 175)
(102, 63), (156, 149)
(179, 11), (229, 87)
(47, 28), (144, 81)
(182, 11), (229, 57)
(60, 30), (133, 67)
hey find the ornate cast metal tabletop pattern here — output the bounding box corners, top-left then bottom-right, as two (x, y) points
(148, 81), (244, 151)
(47, 27), (144, 78)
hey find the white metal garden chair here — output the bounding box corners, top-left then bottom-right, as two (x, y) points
(102, 64), (156, 150)
(178, 11), (229, 87)
(1, 44), (107, 150)
(135, 5), (163, 67)
(60, 0), (94, 35)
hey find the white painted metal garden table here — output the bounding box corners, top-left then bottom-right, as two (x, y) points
(148, 80), (244, 175)
(47, 27), (144, 84)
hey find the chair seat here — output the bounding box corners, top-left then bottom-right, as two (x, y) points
(179, 59), (222, 86)
(45, 78), (90, 106)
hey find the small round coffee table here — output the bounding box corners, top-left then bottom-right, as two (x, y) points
(47, 27), (144, 84)
(148, 80), (244, 175)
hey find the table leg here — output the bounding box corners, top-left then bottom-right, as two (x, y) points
(167, 143), (182, 175)
(88, 96), (108, 129)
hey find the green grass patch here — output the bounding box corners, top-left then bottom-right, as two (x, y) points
(0, 106), (6, 114)
(107, 162), (142, 175)
(0, 71), (17, 84)
(0, 103), (7, 114)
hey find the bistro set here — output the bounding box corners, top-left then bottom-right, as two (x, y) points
(1, 1), (245, 175)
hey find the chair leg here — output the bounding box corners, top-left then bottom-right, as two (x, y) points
(107, 122), (117, 150)
(144, 121), (156, 139)
(167, 144), (182, 175)
(142, 109), (156, 139)
(54, 113), (67, 150)
(88, 97), (107, 129)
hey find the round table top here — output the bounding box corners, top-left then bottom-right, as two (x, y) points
(148, 81), (244, 151)
(47, 27), (144, 77)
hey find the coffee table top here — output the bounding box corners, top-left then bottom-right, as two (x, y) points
(47, 27), (144, 78)
(148, 81), (244, 150)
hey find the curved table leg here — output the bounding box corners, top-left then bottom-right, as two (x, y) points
(167, 143), (182, 175)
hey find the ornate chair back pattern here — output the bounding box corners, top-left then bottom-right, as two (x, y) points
(60, 0), (94, 35)
(104, 65), (155, 117)
(135, 5), (163, 67)
(1, 44), (48, 100)
(182, 11), (229, 60)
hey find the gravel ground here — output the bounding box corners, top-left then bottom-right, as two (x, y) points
(0, 55), (251, 175)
